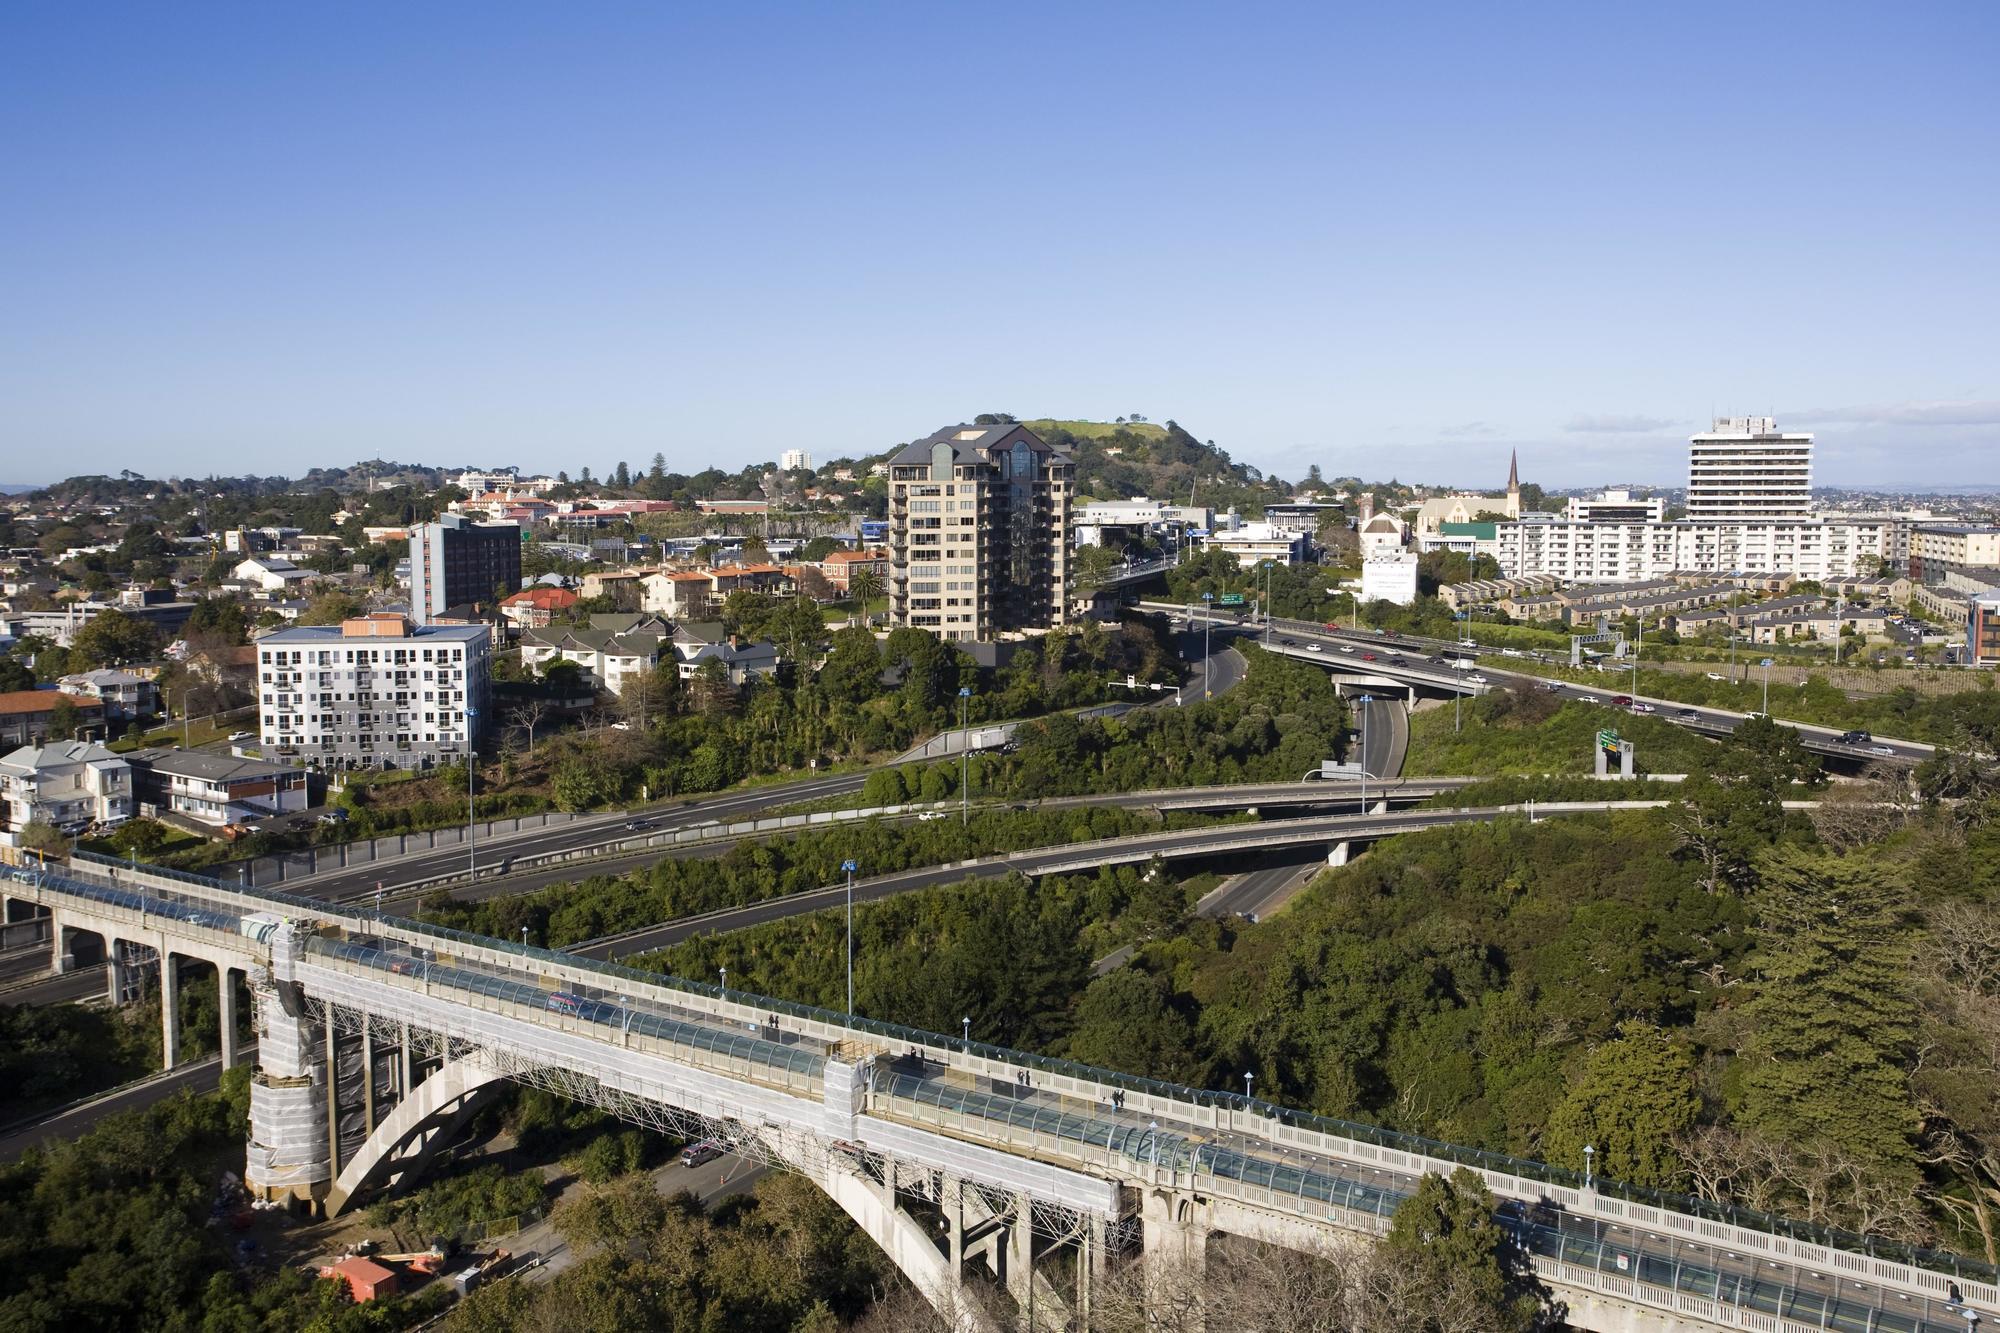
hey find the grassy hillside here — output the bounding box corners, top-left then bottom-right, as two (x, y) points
(1024, 418), (1169, 442)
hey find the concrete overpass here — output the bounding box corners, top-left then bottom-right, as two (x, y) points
(1, 846), (1984, 1332)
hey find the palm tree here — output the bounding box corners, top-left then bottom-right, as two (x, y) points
(847, 567), (883, 624)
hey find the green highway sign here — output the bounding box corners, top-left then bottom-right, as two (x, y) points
(1218, 593), (1246, 606)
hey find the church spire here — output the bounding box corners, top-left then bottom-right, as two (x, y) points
(1507, 448), (1519, 493)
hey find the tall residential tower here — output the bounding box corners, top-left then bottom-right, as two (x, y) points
(888, 423), (1073, 641)
(1686, 417), (1814, 521)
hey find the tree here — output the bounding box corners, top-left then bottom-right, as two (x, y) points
(820, 627), (883, 704)
(847, 567), (883, 621)
(510, 698), (552, 755)
(1738, 846), (1920, 1181)
(17, 820), (69, 857)
(295, 591), (362, 625)
(1383, 1168), (1539, 1331)
(1067, 968), (1197, 1081)
(45, 696), (83, 741)
(0, 656), (33, 692)
(69, 608), (158, 669)
(1543, 1024), (1699, 1189)
(613, 460), (632, 489)
(1071, 543), (1122, 593)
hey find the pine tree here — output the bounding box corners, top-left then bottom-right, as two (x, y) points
(1739, 845), (1919, 1176)
(613, 461), (632, 489)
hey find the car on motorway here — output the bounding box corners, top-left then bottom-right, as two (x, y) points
(1869, 744), (1896, 756)
(1339, 645), (1355, 654)
(1676, 707), (1699, 719)
(1360, 652), (1377, 662)
(625, 819), (653, 831)
(1541, 681), (1563, 693)
(1466, 673), (1489, 685)
(1307, 643), (1323, 653)
(1501, 648), (1524, 657)
(1323, 622), (1341, 632)
(1381, 629), (1399, 639)
(1612, 694), (1632, 706)
(682, 1139), (727, 1168)
(1389, 656), (1407, 665)
(1838, 729), (1873, 745)
(1629, 701), (1656, 713)
(1577, 694), (1599, 704)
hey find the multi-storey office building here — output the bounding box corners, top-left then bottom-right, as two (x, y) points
(257, 614), (490, 769)
(888, 423), (1073, 641)
(1686, 417), (1814, 521)
(408, 514), (521, 624)
(1908, 525), (2000, 585)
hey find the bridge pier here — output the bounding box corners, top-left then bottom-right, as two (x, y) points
(218, 967), (240, 1069)
(160, 951), (181, 1070)
(1327, 840), (1351, 867)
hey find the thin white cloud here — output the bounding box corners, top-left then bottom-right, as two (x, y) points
(1439, 420), (1497, 437)
(1563, 413), (1677, 434)
(1787, 400), (2000, 427)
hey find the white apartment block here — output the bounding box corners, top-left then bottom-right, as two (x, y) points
(1491, 517), (1899, 584)
(453, 468), (557, 496)
(1200, 522), (1309, 568)
(0, 740), (132, 836)
(257, 614), (490, 769)
(1686, 417), (1814, 521)
(889, 423), (1073, 641)
(780, 449), (813, 472)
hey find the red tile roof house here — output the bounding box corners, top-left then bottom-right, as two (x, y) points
(0, 691), (107, 748)
(499, 586), (579, 629)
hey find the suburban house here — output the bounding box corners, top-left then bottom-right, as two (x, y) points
(125, 748), (310, 827)
(519, 614), (673, 696)
(670, 622), (782, 684)
(639, 570), (717, 620)
(808, 548), (889, 595)
(0, 740), (132, 836)
(0, 690), (107, 748)
(232, 556), (315, 594)
(57, 668), (160, 721)
(498, 586), (579, 629)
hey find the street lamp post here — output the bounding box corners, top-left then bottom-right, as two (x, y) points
(962, 1016), (971, 1043)
(1583, 1143), (1596, 1191)
(1243, 1071), (1255, 1100)
(842, 860), (858, 1015)
(957, 687), (972, 825)
(520, 925), (529, 947)
(1355, 695), (1372, 812)
(1201, 592), (1215, 698)
(1761, 658), (1773, 714)
(1631, 620), (1642, 703)
(1262, 560), (1274, 643)
(464, 707), (480, 883)
(719, 965), (727, 991)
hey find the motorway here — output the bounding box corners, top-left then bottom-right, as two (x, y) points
(572, 800), (1645, 960)
(1144, 602), (1938, 768)
(289, 622), (1254, 905)
(1195, 849), (1329, 922)
(0, 1047), (248, 1160)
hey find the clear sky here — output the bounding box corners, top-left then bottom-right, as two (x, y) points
(2, 2), (1995, 489)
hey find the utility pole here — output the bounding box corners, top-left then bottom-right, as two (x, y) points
(465, 706), (479, 883)
(842, 860), (858, 1014)
(1201, 592), (1215, 698)
(958, 687), (972, 825)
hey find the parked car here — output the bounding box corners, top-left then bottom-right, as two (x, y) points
(227, 731), (253, 743)
(1705, 672), (1726, 681)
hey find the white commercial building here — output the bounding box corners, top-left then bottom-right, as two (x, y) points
(256, 614), (491, 769)
(1565, 489), (1665, 524)
(1687, 417), (1814, 521)
(1199, 522), (1309, 568)
(1361, 553), (1420, 606)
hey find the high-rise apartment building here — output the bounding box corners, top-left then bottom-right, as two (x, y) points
(780, 449), (813, 472)
(408, 514), (521, 624)
(257, 614), (490, 768)
(888, 423), (1073, 641)
(1687, 417), (1814, 521)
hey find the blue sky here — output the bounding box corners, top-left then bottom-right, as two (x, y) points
(2, 2), (1994, 488)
